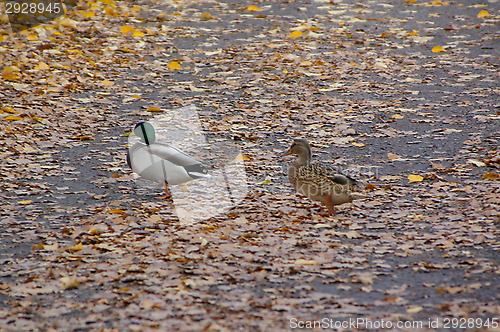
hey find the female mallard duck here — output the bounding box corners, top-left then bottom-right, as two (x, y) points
(126, 121), (210, 198)
(282, 138), (365, 215)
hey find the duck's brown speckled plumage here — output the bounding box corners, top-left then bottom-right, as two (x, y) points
(283, 138), (365, 214)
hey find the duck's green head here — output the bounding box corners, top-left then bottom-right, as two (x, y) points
(134, 121), (156, 145)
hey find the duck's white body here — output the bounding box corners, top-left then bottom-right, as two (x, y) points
(126, 121), (210, 198)
(128, 142), (208, 185)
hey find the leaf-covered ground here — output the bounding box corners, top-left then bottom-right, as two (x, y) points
(0, 0), (499, 330)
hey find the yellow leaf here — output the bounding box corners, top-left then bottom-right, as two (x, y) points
(88, 228), (100, 235)
(200, 11), (214, 20)
(168, 61), (183, 70)
(2, 72), (20, 79)
(236, 154), (250, 161)
(60, 17), (77, 29)
(352, 142), (365, 147)
(408, 174), (423, 183)
(83, 11), (95, 18)
(289, 30), (302, 38)
(27, 34), (38, 41)
(256, 177), (271, 185)
(283, 68), (288, 74)
(407, 305), (423, 313)
(294, 259), (318, 266)
(392, 114), (404, 119)
(5, 116), (22, 121)
(432, 46), (446, 53)
(18, 200), (32, 205)
(246, 5), (262, 12)
(482, 172), (499, 180)
(35, 62), (50, 70)
(33, 242), (44, 250)
(101, 0), (116, 6)
(107, 208), (125, 215)
(146, 106), (163, 112)
(132, 30), (144, 37)
(60, 277), (79, 290)
(407, 31), (419, 37)
(1, 106), (19, 114)
(69, 243), (83, 252)
(105, 6), (118, 17)
(379, 32), (388, 38)
(477, 10), (490, 18)
(120, 25), (135, 34)
(100, 80), (114, 86)
(2, 66), (21, 80)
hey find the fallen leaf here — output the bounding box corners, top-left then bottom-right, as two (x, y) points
(477, 10), (490, 18)
(289, 31), (302, 39)
(107, 208), (126, 215)
(100, 80), (114, 86)
(352, 142), (365, 147)
(2, 66), (21, 80)
(236, 154), (251, 161)
(407, 305), (423, 313)
(68, 243), (83, 252)
(18, 200), (32, 205)
(388, 153), (401, 160)
(364, 183), (378, 190)
(1, 106), (19, 114)
(60, 277), (79, 290)
(168, 61), (183, 70)
(294, 259), (318, 266)
(256, 177), (272, 185)
(146, 106), (163, 112)
(467, 159), (486, 167)
(132, 30), (145, 37)
(60, 18), (77, 29)
(432, 46), (446, 53)
(120, 25), (135, 34)
(408, 174), (423, 183)
(482, 172), (499, 180)
(200, 12), (214, 20)
(5, 116), (22, 121)
(35, 62), (50, 71)
(246, 5), (262, 12)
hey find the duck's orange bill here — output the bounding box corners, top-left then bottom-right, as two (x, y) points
(281, 150), (292, 157)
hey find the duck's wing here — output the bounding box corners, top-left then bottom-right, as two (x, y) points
(309, 162), (358, 186)
(146, 142), (202, 167)
(147, 143), (210, 178)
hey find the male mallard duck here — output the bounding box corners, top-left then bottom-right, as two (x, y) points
(126, 121), (210, 198)
(282, 138), (365, 215)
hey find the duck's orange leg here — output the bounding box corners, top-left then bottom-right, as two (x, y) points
(325, 194), (336, 215)
(155, 182), (171, 199)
